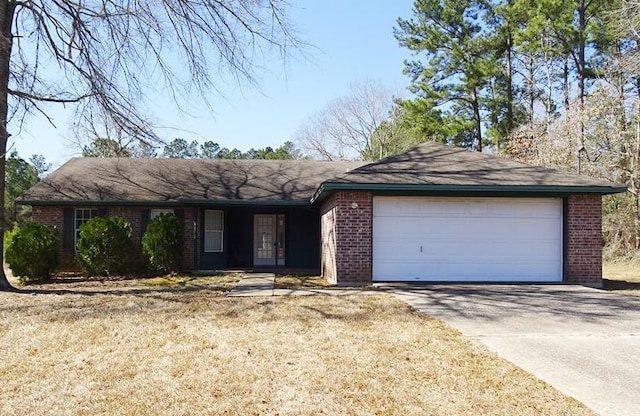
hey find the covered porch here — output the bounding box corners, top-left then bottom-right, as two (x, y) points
(193, 204), (320, 272)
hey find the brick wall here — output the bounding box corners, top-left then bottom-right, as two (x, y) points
(320, 196), (337, 284)
(320, 191), (372, 285)
(108, 206), (147, 269)
(31, 206), (73, 269)
(30, 205), (200, 273)
(566, 194), (603, 287)
(181, 207), (199, 272)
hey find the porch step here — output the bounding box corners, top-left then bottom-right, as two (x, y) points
(227, 273), (275, 297)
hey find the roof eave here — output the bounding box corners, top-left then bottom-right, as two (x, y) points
(310, 182), (628, 204)
(20, 198), (312, 207)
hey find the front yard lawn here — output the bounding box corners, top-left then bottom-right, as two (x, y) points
(603, 260), (640, 296)
(0, 280), (591, 415)
(274, 274), (333, 289)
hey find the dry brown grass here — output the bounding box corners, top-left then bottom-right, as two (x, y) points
(14, 274), (240, 293)
(0, 281), (591, 415)
(274, 274), (333, 289)
(603, 260), (640, 296)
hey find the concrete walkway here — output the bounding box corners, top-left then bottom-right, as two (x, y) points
(227, 273), (275, 297)
(228, 273), (381, 297)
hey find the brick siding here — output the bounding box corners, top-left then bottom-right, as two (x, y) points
(30, 205), (200, 273)
(320, 198), (337, 284)
(566, 194), (603, 287)
(108, 206), (147, 269)
(320, 191), (372, 285)
(30, 192), (605, 286)
(31, 206), (74, 269)
(181, 207), (199, 272)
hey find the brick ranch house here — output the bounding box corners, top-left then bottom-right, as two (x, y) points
(20, 142), (626, 287)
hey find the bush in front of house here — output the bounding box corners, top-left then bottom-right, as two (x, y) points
(5, 222), (59, 283)
(75, 216), (134, 276)
(142, 213), (183, 274)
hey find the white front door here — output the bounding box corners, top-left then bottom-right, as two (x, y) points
(254, 215), (279, 266)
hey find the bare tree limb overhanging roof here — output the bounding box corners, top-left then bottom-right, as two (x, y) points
(8, 0), (303, 141)
(0, 0), (303, 289)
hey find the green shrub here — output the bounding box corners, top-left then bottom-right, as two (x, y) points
(5, 222), (59, 283)
(142, 213), (183, 273)
(75, 216), (134, 276)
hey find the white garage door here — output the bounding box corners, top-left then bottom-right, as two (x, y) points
(373, 197), (563, 282)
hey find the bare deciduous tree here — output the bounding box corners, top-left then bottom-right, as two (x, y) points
(0, 0), (301, 289)
(508, 87), (640, 257)
(295, 80), (401, 161)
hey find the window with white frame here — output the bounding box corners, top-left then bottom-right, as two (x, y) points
(204, 210), (224, 252)
(75, 208), (99, 248)
(151, 209), (174, 219)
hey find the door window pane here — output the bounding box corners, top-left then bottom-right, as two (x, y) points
(204, 210), (223, 252)
(256, 215), (274, 259)
(277, 214), (285, 264)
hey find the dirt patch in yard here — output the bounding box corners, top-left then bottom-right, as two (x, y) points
(0, 281), (592, 415)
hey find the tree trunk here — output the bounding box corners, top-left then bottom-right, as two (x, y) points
(505, 27), (514, 138)
(634, 82), (640, 251)
(542, 34), (554, 132)
(471, 87), (482, 152)
(563, 57), (570, 116)
(575, 0), (587, 174)
(616, 42), (627, 133)
(0, 2), (16, 290)
(527, 54), (535, 124)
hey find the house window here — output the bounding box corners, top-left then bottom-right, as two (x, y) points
(151, 209), (174, 219)
(75, 208), (98, 248)
(204, 210), (224, 252)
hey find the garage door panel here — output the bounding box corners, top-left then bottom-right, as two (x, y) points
(373, 197), (562, 282)
(418, 262), (559, 281)
(374, 218), (425, 238)
(375, 261), (424, 280)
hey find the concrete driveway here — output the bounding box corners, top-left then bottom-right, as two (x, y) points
(389, 284), (640, 416)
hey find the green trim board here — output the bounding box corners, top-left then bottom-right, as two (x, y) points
(22, 198), (311, 207)
(310, 182), (628, 204)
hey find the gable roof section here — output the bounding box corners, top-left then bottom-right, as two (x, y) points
(21, 142), (627, 207)
(21, 158), (364, 205)
(311, 142), (627, 202)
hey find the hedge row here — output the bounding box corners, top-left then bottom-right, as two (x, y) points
(5, 213), (182, 283)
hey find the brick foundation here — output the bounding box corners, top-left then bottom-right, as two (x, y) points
(566, 194), (603, 287)
(320, 191), (372, 285)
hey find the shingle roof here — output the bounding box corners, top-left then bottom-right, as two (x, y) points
(21, 142), (626, 206)
(21, 158), (364, 203)
(326, 141), (625, 190)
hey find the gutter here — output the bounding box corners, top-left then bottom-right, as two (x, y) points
(309, 182), (628, 204)
(20, 198), (311, 207)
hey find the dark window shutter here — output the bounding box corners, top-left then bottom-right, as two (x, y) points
(175, 209), (185, 242)
(175, 209), (184, 223)
(97, 208), (108, 217)
(141, 209), (151, 234)
(63, 208), (74, 250)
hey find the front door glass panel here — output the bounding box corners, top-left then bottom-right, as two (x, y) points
(253, 214), (285, 266)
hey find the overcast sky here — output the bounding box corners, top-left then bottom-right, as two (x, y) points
(10, 1), (415, 169)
